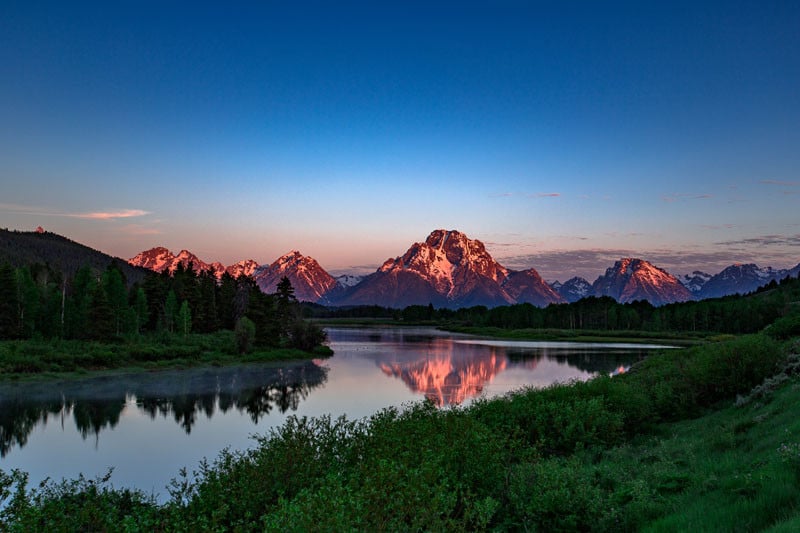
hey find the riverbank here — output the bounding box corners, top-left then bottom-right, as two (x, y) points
(441, 325), (712, 345)
(315, 318), (710, 345)
(2, 331), (797, 530)
(0, 331), (332, 382)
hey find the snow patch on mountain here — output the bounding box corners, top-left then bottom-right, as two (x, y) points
(335, 274), (365, 287)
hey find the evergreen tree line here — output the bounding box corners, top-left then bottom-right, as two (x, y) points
(0, 261), (325, 351)
(400, 274), (800, 334)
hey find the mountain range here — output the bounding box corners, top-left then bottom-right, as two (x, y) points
(127, 228), (799, 308)
(1, 227), (795, 308)
(550, 262), (800, 303)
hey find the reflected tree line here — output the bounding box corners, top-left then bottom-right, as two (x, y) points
(0, 361), (327, 456)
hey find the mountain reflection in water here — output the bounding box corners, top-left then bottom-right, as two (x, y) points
(329, 328), (652, 407)
(0, 361), (327, 457)
(378, 341), (510, 406)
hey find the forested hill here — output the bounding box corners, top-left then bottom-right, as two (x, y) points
(0, 228), (149, 285)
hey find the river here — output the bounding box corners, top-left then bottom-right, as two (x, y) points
(0, 326), (669, 501)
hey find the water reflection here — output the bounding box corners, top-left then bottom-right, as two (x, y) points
(0, 361), (327, 457)
(327, 328), (654, 407)
(377, 340), (510, 406)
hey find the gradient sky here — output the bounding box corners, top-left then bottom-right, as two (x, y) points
(1, 1), (798, 281)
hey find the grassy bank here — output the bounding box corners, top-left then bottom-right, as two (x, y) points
(0, 332), (332, 381)
(1, 331), (798, 530)
(442, 324), (712, 345)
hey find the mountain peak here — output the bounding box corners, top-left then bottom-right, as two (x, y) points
(333, 228), (560, 308)
(593, 258), (692, 305)
(255, 251), (338, 302)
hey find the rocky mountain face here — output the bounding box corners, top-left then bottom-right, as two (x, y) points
(226, 259), (259, 279)
(332, 229), (563, 309)
(592, 258), (693, 306)
(129, 247), (260, 280)
(334, 274), (365, 287)
(127, 232), (799, 308)
(697, 263), (800, 299)
(679, 271), (713, 295)
(254, 251), (339, 303)
(550, 277), (593, 303)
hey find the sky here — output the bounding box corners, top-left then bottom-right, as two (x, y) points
(1, 1), (798, 281)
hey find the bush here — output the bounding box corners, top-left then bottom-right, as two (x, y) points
(765, 314), (800, 340)
(507, 458), (607, 531)
(234, 317), (256, 354)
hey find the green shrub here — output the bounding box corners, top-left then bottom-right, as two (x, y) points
(766, 314), (800, 340)
(507, 458), (607, 531)
(235, 317), (256, 354)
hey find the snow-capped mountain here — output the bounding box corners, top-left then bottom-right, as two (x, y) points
(128, 247), (177, 273)
(129, 247), (218, 276)
(335, 274), (365, 287)
(129, 248), (253, 280)
(550, 277), (593, 303)
(129, 240), (799, 308)
(226, 259), (259, 279)
(697, 263), (797, 299)
(592, 258), (693, 306)
(332, 229), (563, 308)
(254, 251), (339, 303)
(679, 271), (713, 295)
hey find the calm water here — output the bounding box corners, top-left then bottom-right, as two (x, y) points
(0, 327), (668, 501)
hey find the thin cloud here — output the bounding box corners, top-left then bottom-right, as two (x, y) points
(70, 209), (150, 220)
(760, 179), (799, 186)
(701, 224), (737, 230)
(715, 234), (800, 247)
(0, 202), (62, 217)
(0, 203), (150, 220)
(497, 243), (800, 282)
(662, 193), (713, 202)
(489, 192), (561, 199)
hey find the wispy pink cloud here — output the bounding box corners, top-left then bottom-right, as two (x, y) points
(0, 203), (150, 220)
(528, 192), (561, 198)
(69, 209), (150, 220)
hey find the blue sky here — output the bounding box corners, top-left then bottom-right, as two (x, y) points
(1, 1), (798, 280)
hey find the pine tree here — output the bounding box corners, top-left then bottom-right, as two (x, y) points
(177, 300), (192, 337)
(275, 276), (297, 340)
(16, 267), (40, 338)
(0, 262), (20, 339)
(87, 280), (114, 340)
(217, 272), (237, 330)
(103, 266), (127, 336)
(66, 266), (93, 339)
(134, 287), (148, 335)
(164, 290), (178, 333)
